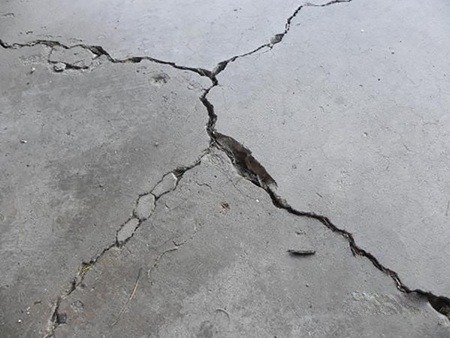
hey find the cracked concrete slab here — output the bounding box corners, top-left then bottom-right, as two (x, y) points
(0, 45), (209, 336)
(211, 0), (450, 297)
(1, 0), (450, 336)
(54, 152), (449, 337)
(1, 0), (310, 69)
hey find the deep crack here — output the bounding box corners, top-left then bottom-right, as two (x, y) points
(196, 0), (450, 320)
(2, 0), (448, 335)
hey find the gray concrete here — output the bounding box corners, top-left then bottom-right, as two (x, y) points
(0, 0), (305, 69)
(56, 152), (449, 337)
(212, 0), (450, 296)
(1, 0), (450, 337)
(0, 45), (209, 336)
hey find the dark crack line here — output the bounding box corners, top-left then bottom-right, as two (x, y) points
(205, 98), (450, 320)
(196, 0), (450, 320)
(211, 0), (352, 77)
(44, 151), (209, 337)
(0, 38), (214, 79)
(2, 0), (448, 335)
(197, 0), (450, 317)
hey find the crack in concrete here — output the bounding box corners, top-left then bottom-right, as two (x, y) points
(0, 38), (213, 78)
(211, 0), (352, 77)
(196, 0), (450, 320)
(43, 151), (210, 337)
(1, 0), (449, 335)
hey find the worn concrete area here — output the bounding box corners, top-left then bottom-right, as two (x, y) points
(1, 0), (450, 337)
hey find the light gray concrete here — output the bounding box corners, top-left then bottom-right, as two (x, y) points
(1, 0), (450, 337)
(0, 0), (306, 69)
(212, 0), (450, 296)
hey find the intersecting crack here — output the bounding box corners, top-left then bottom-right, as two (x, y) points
(198, 0), (450, 320)
(1, 0), (449, 336)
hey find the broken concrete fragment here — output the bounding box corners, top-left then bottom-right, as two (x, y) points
(53, 62), (66, 72)
(49, 45), (94, 69)
(134, 194), (156, 220)
(152, 173), (178, 198)
(117, 218), (140, 245)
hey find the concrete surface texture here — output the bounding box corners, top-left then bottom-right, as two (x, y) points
(0, 0), (449, 337)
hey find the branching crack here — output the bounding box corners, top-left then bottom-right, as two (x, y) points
(2, 0), (448, 335)
(196, 0), (450, 321)
(43, 150), (209, 337)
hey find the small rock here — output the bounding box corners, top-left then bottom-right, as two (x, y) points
(53, 63), (66, 72)
(20, 139), (27, 144)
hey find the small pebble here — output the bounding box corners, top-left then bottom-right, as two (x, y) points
(20, 140), (27, 144)
(53, 63), (66, 72)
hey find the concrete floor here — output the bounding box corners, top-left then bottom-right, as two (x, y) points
(1, 0), (449, 337)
